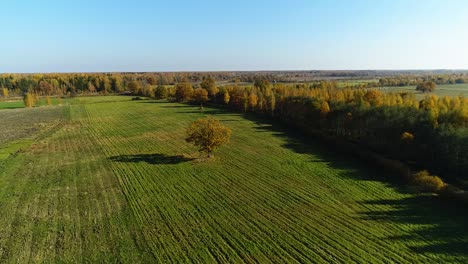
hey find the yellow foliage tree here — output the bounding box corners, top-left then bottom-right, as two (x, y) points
(248, 92), (258, 111)
(23, 93), (36, 108)
(185, 117), (232, 158)
(193, 88), (209, 107)
(412, 170), (446, 193)
(1, 87), (8, 97)
(320, 101), (331, 118)
(364, 89), (383, 106)
(223, 91), (230, 105)
(400, 132), (414, 144)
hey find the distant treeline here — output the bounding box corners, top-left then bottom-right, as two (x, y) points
(0, 73), (231, 96)
(151, 76), (467, 183)
(378, 74), (468, 87)
(2, 71), (468, 97)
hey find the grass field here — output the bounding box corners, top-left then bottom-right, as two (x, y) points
(382, 83), (468, 98)
(0, 97), (71, 110)
(0, 96), (466, 262)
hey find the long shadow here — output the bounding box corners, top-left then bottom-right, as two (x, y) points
(245, 112), (388, 182)
(109, 153), (194, 165)
(176, 109), (228, 115)
(360, 196), (468, 256)
(238, 111), (468, 258)
(160, 105), (194, 108)
(139, 101), (193, 107)
(0, 106), (24, 110)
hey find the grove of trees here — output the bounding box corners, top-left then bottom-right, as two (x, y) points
(168, 78), (467, 182)
(416, 81), (436, 93)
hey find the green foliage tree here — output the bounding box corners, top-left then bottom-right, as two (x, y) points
(100, 76), (111, 94)
(200, 76), (219, 98)
(155, 85), (168, 99)
(88, 82), (96, 93)
(128, 81), (141, 94)
(185, 117), (232, 158)
(268, 93), (276, 116)
(112, 76), (123, 92)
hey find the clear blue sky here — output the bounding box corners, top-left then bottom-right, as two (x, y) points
(1, 0), (468, 72)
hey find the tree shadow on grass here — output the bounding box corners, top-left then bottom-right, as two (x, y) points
(176, 109), (229, 115)
(359, 196), (468, 257)
(246, 113), (386, 182)
(138, 101), (193, 107)
(160, 105), (194, 108)
(240, 112), (468, 259)
(109, 153), (194, 165)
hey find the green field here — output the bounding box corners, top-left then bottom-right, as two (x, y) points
(382, 83), (468, 98)
(0, 96), (466, 262)
(0, 100), (25, 109)
(0, 97), (71, 110)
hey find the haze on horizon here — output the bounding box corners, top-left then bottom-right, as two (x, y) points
(2, 0), (468, 73)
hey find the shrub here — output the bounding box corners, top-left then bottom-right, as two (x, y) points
(412, 170), (446, 193)
(400, 131), (414, 143)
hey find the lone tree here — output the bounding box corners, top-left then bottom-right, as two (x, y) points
(185, 117), (232, 158)
(416, 81), (436, 93)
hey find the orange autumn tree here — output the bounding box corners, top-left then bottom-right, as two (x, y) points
(185, 117), (232, 158)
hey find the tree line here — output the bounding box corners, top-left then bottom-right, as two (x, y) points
(378, 74), (468, 87)
(152, 77), (467, 184)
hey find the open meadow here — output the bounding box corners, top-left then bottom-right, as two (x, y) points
(0, 96), (466, 262)
(382, 83), (468, 98)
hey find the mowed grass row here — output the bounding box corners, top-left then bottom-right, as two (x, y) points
(0, 103), (153, 262)
(81, 97), (468, 263)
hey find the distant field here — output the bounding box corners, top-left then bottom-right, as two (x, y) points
(0, 96), (466, 262)
(337, 79), (379, 87)
(381, 83), (468, 98)
(0, 100), (24, 109)
(0, 97), (71, 109)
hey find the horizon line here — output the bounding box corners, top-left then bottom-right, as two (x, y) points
(2, 68), (468, 74)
